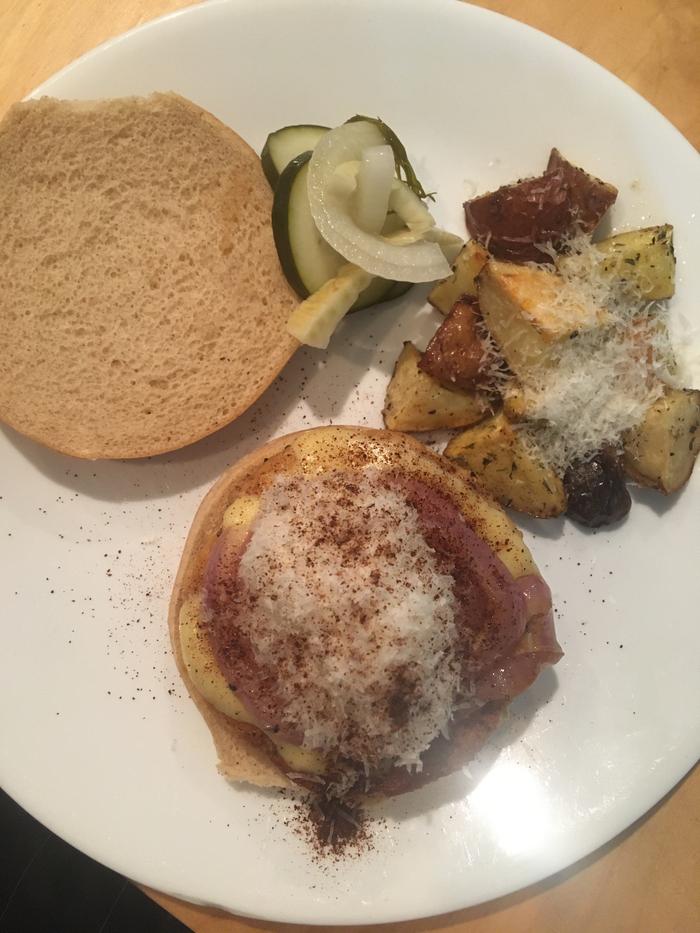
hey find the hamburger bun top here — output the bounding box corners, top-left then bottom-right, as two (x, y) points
(168, 426), (556, 794)
(0, 93), (298, 459)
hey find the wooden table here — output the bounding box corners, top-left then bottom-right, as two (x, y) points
(1, 2), (698, 931)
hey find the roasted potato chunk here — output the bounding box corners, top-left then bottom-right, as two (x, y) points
(427, 240), (489, 314)
(478, 259), (608, 375)
(596, 225), (675, 300)
(419, 298), (489, 390)
(623, 387), (700, 493)
(444, 412), (567, 517)
(383, 342), (490, 432)
(464, 148), (617, 264)
(558, 225), (675, 300)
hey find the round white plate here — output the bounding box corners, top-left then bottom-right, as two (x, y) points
(2, 0), (699, 925)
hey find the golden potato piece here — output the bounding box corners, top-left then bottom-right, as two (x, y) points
(383, 342), (490, 431)
(623, 387), (700, 493)
(558, 225), (676, 300)
(427, 240), (489, 314)
(478, 259), (608, 375)
(596, 225), (675, 300)
(419, 298), (488, 390)
(444, 412), (567, 517)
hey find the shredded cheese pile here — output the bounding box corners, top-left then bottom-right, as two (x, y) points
(513, 237), (677, 471)
(520, 327), (665, 471)
(237, 470), (461, 770)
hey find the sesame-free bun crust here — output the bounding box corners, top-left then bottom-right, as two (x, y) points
(0, 93), (298, 459)
(169, 426), (540, 790)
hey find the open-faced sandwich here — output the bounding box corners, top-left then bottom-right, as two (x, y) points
(169, 426), (562, 811)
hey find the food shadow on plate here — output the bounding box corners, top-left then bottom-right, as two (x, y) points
(512, 481), (688, 539)
(628, 482), (686, 517)
(299, 285), (435, 421)
(553, 482), (685, 537)
(375, 666), (560, 823)
(513, 513), (566, 541)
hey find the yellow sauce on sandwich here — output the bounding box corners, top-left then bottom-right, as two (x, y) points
(179, 494), (326, 776)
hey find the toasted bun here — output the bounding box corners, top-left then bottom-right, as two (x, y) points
(0, 93), (298, 459)
(169, 425), (541, 791)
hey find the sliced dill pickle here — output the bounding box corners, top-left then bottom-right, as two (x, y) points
(261, 123), (329, 188)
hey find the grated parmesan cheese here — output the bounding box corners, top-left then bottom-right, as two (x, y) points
(500, 236), (678, 471)
(237, 470), (461, 770)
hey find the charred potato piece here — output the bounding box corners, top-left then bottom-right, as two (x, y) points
(427, 240), (489, 314)
(564, 451), (631, 527)
(419, 298), (489, 390)
(464, 149), (617, 264)
(383, 342), (491, 432)
(623, 387), (700, 493)
(596, 225), (675, 300)
(478, 259), (608, 375)
(444, 412), (567, 517)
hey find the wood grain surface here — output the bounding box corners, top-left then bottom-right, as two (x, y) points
(1, 2), (698, 932)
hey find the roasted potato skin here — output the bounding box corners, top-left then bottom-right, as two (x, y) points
(464, 148), (617, 264)
(595, 224), (675, 300)
(444, 412), (567, 518)
(419, 298), (488, 390)
(623, 387), (700, 493)
(383, 342), (491, 432)
(427, 240), (489, 314)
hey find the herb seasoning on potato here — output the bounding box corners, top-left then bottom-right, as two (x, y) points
(384, 148), (698, 527)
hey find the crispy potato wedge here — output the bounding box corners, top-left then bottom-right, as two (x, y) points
(427, 240), (489, 314)
(596, 225), (675, 300)
(383, 342), (491, 432)
(464, 149), (617, 264)
(478, 259), (608, 375)
(419, 298), (488, 390)
(444, 412), (567, 517)
(623, 387), (700, 493)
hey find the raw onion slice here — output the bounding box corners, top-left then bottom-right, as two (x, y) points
(308, 122), (451, 283)
(424, 228), (464, 264)
(353, 145), (395, 234)
(388, 179), (435, 234)
(334, 161), (434, 234)
(388, 226), (464, 263)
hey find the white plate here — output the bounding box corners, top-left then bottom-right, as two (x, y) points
(2, 0), (699, 925)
